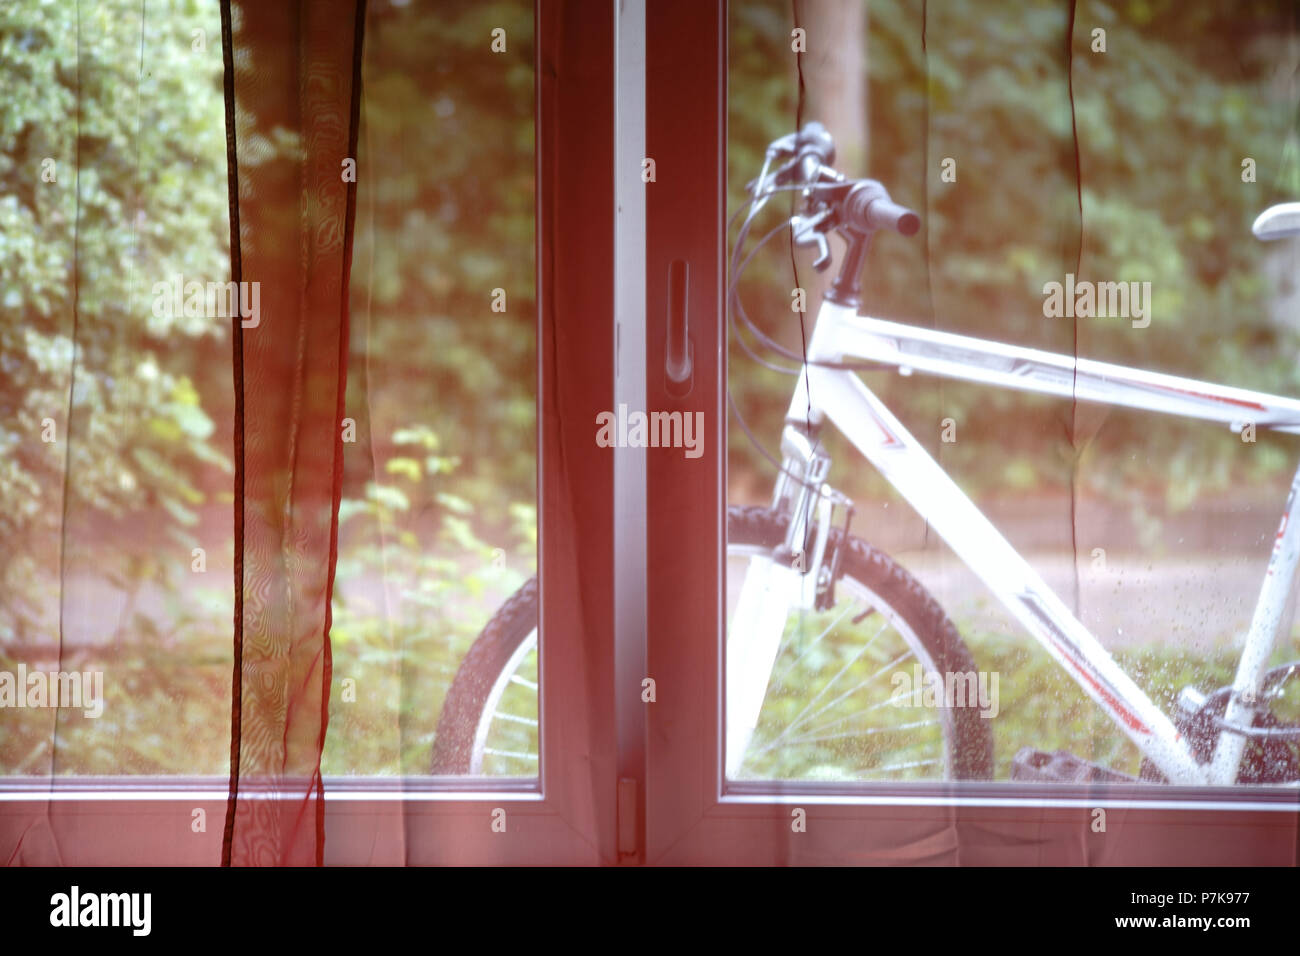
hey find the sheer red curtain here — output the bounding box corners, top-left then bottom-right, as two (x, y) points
(219, 0), (366, 866)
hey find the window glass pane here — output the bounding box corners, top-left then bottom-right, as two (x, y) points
(1, 0), (233, 775)
(325, 0), (538, 779)
(0, 0), (538, 783)
(726, 0), (1299, 788)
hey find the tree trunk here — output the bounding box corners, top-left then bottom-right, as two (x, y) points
(796, 0), (867, 309)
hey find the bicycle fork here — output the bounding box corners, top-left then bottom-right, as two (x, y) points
(725, 424), (838, 778)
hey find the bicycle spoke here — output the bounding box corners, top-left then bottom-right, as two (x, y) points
(768, 617), (893, 749)
(484, 748), (539, 762)
(799, 699), (937, 739)
(784, 646), (913, 741)
(769, 719), (941, 749)
(861, 757), (942, 775)
(493, 712), (538, 727)
(769, 600), (862, 688)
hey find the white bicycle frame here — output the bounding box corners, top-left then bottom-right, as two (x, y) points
(729, 297), (1300, 786)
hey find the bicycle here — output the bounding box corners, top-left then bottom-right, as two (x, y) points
(432, 122), (1300, 787)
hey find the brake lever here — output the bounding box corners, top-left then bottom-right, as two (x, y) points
(792, 208), (833, 271)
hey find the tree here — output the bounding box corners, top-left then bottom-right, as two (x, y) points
(0, 0), (231, 645)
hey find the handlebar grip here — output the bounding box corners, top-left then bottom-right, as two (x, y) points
(844, 181), (921, 236)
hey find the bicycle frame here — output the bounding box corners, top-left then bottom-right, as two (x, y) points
(732, 297), (1300, 786)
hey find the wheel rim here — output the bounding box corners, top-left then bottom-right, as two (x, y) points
(468, 628), (539, 775)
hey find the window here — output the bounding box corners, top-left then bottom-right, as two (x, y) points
(0, 0), (615, 866)
(0, 0), (233, 778)
(4, 0), (1298, 869)
(645, 0), (1300, 865)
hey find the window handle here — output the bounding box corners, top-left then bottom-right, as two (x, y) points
(665, 259), (693, 398)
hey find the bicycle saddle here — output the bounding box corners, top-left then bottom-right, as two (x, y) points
(1252, 202), (1300, 240)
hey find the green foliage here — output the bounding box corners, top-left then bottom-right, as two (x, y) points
(322, 0), (538, 773)
(729, 0), (1300, 509)
(968, 621), (1297, 780)
(344, 0), (536, 527)
(328, 425), (531, 774)
(0, 0), (231, 644)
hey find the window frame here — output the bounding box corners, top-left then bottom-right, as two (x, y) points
(4, 0), (1298, 869)
(0, 0), (620, 867)
(639, 0), (1300, 866)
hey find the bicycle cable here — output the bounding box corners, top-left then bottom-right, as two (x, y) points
(725, 178), (894, 490)
(727, 193), (894, 375)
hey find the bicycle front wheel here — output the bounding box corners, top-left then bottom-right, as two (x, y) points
(431, 505), (993, 781)
(725, 505), (992, 781)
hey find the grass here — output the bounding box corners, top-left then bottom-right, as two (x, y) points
(971, 623), (1299, 780)
(4, 591), (1297, 783)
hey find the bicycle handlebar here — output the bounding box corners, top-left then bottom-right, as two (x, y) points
(844, 181), (921, 237)
(765, 124), (921, 238)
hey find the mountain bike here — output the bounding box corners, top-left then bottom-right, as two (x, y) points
(432, 122), (1300, 787)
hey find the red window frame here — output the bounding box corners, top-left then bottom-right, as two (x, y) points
(0, 0), (619, 867)
(638, 0), (1298, 866)
(3, 0), (1295, 868)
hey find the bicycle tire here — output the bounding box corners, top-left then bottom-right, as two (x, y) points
(431, 505), (994, 779)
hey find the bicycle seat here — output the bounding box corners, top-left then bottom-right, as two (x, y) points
(1252, 202), (1300, 240)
